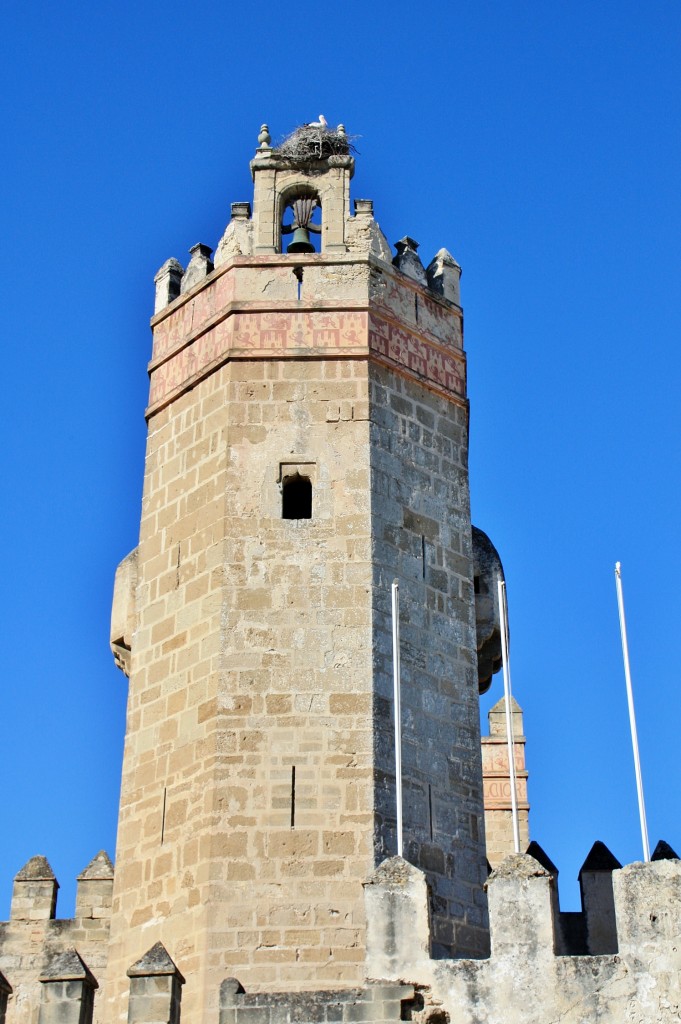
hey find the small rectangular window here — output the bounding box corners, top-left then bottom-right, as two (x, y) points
(282, 474), (312, 519)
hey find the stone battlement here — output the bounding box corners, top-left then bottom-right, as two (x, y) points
(0, 853), (113, 1024)
(365, 850), (681, 1024)
(2, 844), (680, 1023)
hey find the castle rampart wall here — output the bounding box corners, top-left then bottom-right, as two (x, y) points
(364, 853), (681, 1024)
(0, 855), (112, 1024)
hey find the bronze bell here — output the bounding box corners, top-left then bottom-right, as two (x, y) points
(286, 226), (315, 254)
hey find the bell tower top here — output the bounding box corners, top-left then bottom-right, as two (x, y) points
(249, 119), (356, 255)
(150, 120), (464, 419)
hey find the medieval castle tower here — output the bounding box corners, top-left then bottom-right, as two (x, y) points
(0, 123), (678, 1024)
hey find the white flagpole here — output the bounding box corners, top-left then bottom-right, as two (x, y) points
(614, 562), (650, 862)
(391, 579), (403, 857)
(497, 579), (520, 854)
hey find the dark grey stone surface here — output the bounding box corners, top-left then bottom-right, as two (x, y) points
(369, 365), (488, 959)
(219, 982), (415, 1024)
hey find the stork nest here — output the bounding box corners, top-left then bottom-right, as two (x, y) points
(274, 125), (357, 164)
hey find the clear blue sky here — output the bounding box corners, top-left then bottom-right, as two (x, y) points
(1, 1), (679, 917)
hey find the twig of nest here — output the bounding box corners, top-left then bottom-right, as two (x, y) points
(275, 125), (358, 163)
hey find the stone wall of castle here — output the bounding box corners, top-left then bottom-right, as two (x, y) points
(365, 852), (681, 1024)
(0, 853), (112, 1024)
(3, 845), (680, 1024)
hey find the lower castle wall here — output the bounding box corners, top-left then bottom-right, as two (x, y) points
(3, 851), (681, 1023)
(365, 854), (681, 1024)
(0, 918), (110, 1024)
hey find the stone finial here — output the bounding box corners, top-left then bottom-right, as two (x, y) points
(578, 841), (621, 955)
(426, 247), (462, 305)
(127, 941), (184, 979)
(363, 856), (432, 981)
(652, 839), (680, 860)
(154, 258), (183, 314)
(15, 855), (56, 881)
(487, 695), (523, 734)
(337, 123), (346, 136)
(39, 949), (97, 984)
(76, 850), (114, 920)
(354, 198), (374, 217)
(526, 841), (559, 878)
(257, 124), (271, 149)
(230, 202), (251, 220)
(38, 950), (97, 1024)
(11, 855), (58, 921)
(77, 850), (114, 880)
(127, 943), (184, 1024)
(180, 243), (214, 295)
(392, 236), (427, 286)
(578, 841), (622, 876)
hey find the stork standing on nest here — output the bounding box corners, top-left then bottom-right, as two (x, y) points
(306, 114), (328, 129)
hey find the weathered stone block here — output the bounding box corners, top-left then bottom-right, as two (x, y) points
(486, 854), (554, 957)
(363, 858), (431, 982)
(614, 858), (681, 960)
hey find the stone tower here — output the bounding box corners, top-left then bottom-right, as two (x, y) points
(107, 122), (487, 1023)
(5, 121), (678, 1024)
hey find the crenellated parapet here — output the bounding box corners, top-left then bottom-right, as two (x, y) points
(147, 121), (464, 423)
(364, 848), (681, 1024)
(3, 844), (679, 1024)
(0, 853), (113, 1024)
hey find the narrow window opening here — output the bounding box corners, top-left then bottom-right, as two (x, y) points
(290, 765), (296, 828)
(473, 574), (481, 594)
(161, 787), (167, 844)
(415, 294), (419, 322)
(421, 535), (426, 578)
(428, 783), (434, 840)
(282, 474), (312, 519)
(293, 265), (303, 300)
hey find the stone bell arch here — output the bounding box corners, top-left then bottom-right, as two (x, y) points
(250, 127), (354, 254)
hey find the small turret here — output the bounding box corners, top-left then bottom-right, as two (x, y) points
(38, 949), (97, 1024)
(75, 850), (114, 920)
(11, 855), (58, 921)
